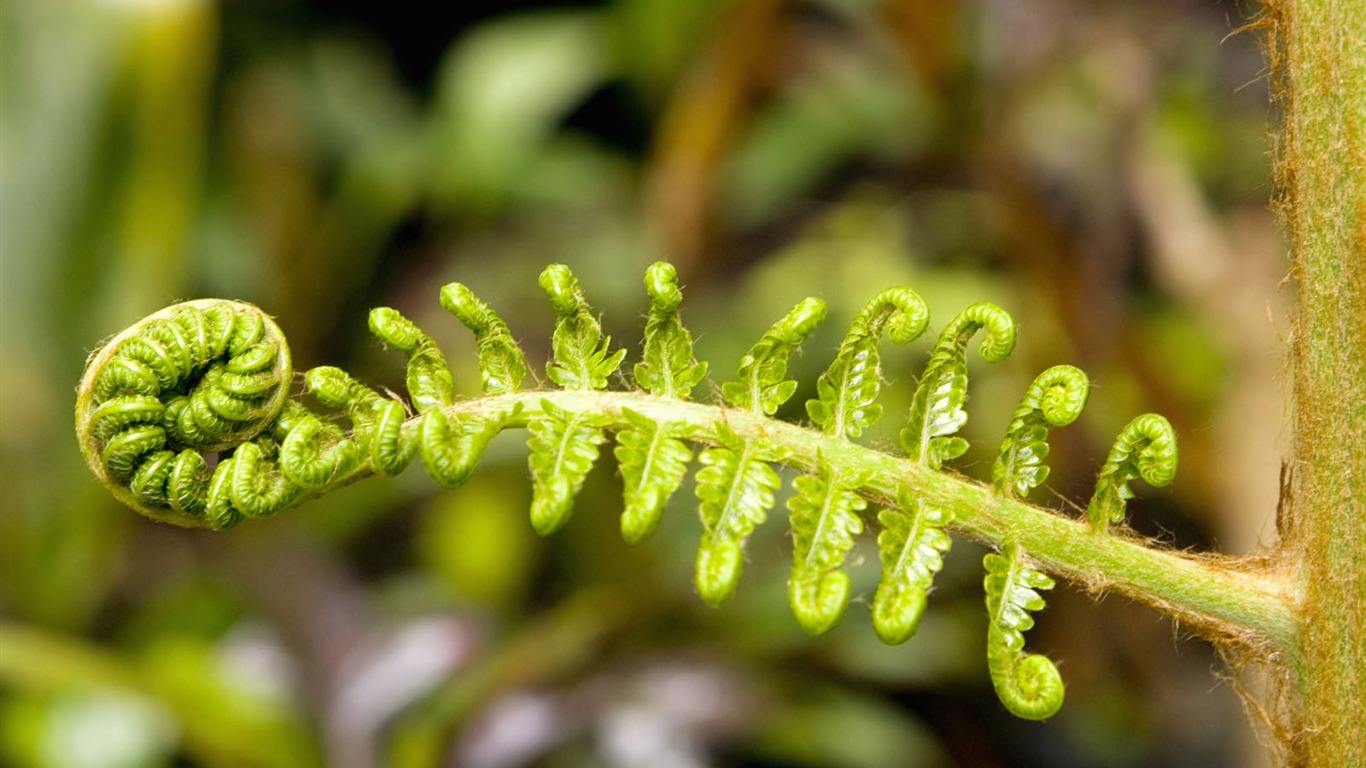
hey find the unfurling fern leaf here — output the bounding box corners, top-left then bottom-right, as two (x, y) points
(695, 423), (788, 606)
(993, 365), (1090, 499)
(695, 299), (822, 605)
(440, 282), (528, 395)
(421, 406), (518, 489)
(872, 490), (953, 645)
(615, 262), (703, 542)
(984, 539), (1064, 720)
(902, 302), (1016, 468)
(633, 261), (708, 399)
(807, 287), (930, 439)
(722, 298), (827, 415)
(305, 366), (417, 476)
(787, 465), (869, 634)
(368, 307), (455, 412)
(1087, 413), (1179, 532)
(541, 264), (626, 391)
(616, 408), (693, 543)
(527, 399), (608, 536)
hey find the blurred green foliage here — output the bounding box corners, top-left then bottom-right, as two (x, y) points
(1, 0), (1280, 766)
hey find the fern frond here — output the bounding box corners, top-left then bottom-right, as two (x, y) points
(902, 303), (1017, 468)
(614, 408), (693, 543)
(305, 366), (417, 476)
(695, 423), (788, 606)
(368, 307), (455, 412)
(984, 539), (1064, 720)
(440, 282), (528, 395)
(807, 287), (930, 439)
(872, 490), (953, 645)
(527, 399), (608, 535)
(721, 298), (828, 415)
(635, 261), (708, 398)
(541, 264), (626, 390)
(992, 365), (1090, 499)
(1087, 413), (1179, 531)
(787, 465), (869, 634)
(420, 406), (518, 488)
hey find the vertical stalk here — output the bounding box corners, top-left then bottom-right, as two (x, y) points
(1275, 0), (1366, 765)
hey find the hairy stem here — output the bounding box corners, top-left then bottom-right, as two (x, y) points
(322, 390), (1297, 649)
(1274, 0), (1366, 764)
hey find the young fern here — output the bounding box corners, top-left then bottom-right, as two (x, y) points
(789, 288), (929, 634)
(872, 303), (1016, 645)
(1087, 413), (1179, 532)
(992, 365), (1090, 500)
(529, 265), (623, 534)
(615, 262), (706, 543)
(76, 261), (1225, 727)
(695, 298), (825, 605)
(984, 539), (1065, 721)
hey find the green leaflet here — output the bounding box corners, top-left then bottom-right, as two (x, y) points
(278, 402), (362, 489)
(420, 406), (515, 488)
(984, 539), (1064, 720)
(305, 367), (417, 477)
(992, 365), (1090, 499)
(541, 264), (626, 390)
(1087, 413), (1178, 531)
(722, 298), (828, 415)
(787, 466), (868, 635)
(634, 261), (707, 399)
(872, 490), (953, 645)
(695, 423), (788, 606)
(902, 302), (1017, 468)
(230, 440), (304, 520)
(440, 282), (527, 395)
(807, 287), (930, 439)
(614, 408), (693, 544)
(527, 399), (608, 535)
(369, 307), (455, 413)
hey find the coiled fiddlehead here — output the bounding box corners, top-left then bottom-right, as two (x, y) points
(984, 539), (1065, 720)
(993, 365), (1090, 500)
(872, 303), (1017, 644)
(76, 300), (294, 528)
(1087, 413), (1179, 532)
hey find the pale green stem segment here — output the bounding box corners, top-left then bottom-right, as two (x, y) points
(1086, 413), (1178, 532)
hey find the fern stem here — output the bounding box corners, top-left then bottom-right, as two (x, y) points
(1274, 0), (1366, 762)
(329, 389), (1297, 650)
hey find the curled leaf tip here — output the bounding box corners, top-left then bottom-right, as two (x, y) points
(984, 540), (1064, 720)
(644, 261), (683, 310)
(993, 365), (1090, 499)
(1087, 413), (1178, 531)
